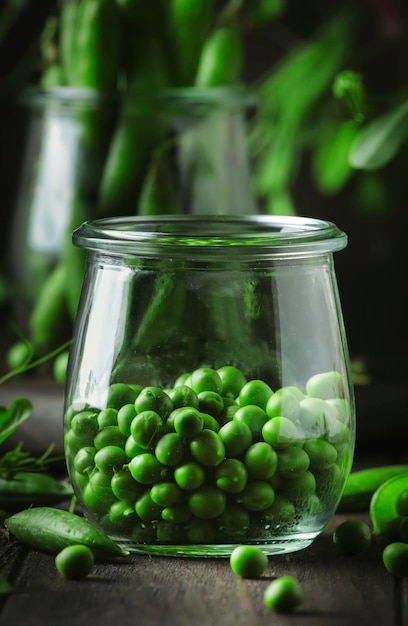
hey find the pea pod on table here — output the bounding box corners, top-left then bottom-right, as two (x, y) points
(5, 507), (129, 559)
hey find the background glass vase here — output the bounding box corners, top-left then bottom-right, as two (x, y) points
(9, 86), (257, 353)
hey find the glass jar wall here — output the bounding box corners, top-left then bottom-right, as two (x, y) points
(64, 215), (355, 557)
(9, 86), (255, 349)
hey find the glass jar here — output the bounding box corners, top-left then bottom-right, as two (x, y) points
(9, 86), (255, 347)
(64, 215), (355, 557)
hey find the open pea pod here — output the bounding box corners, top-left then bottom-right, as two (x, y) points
(337, 465), (408, 513)
(369, 472), (408, 535)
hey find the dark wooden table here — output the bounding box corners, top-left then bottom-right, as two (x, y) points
(0, 379), (406, 626)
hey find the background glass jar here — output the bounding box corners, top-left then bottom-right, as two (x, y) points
(9, 86), (255, 351)
(64, 215), (355, 557)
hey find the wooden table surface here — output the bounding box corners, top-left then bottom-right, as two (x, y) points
(0, 378), (406, 626)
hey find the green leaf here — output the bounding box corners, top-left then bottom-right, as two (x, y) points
(312, 120), (359, 194)
(0, 399), (32, 445)
(349, 99), (408, 170)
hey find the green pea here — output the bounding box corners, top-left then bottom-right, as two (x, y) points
(263, 576), (304, 612)
(188, 486), (226, 519)
(150, 482), (182, 507)
(174, 372), (191, 387)
(277, 446), (310, 478)
(94, 426), (126, 451)
(172, 407), (204, 438)
(262, 495), (296, 523)
(198, 391), (224, 417)
(262, 416), (302, 449)
(135, 387), (173, 419)
(125, 435), (145, 459)
(217, 365), (247, 398)
(305, 370), (346, 400)
(97, 408), (118, 429)
(234, 405), (267, 437)
(189, 367), (223, 394)
(281, 471), (317, 500)
(155, 433), (186, 466)
(303, 439), (337, 470)
(190, 429), (225, 467)
(108, 500), (138, 530)
(130, 410), (163, 448)
(215, 459), (248, 493)
(167, 385), (199, 409)
(230, 545), (268, 578)
(244, 442), (278, 480)
(200, 412), (220, 432)
(266, 387), (302, 420)
(128, 453), (164, 484)
(55, 544), (94, 580)
(235, 480), (275, 511)
(239, 380), (273, 410)
(117, 403), (137, 436)
(94, 445), (127, 475)
(217, 504), (250, 537)
(162, 503), (191, 524)
(111, 469), (143, 501)
(81, 473), (115, 515)
(218, 420), (252, 456)
(333, 519), (372, 555)
(106, 383), (137, 410)
(174, 461), (206, 491)
(185, 519), (216, 543)
(73, 446), (96, 476)
(383, 542), (408, 577)
(70, 411), (99, 441)
(298, 397), (334, 435)
(135, 491), (163, 523)
(156, 521), (185, 543)
(219, 398), (240, 425)
(326, 398), (351, 424)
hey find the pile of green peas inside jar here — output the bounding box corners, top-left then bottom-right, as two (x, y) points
(64, 366), (353, 548)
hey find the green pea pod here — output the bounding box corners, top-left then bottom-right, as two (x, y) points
(195, 22), (244, 87)
(337, 465), (408, 513)
(29, 263), (70, 350)
(168, 0), (216, 85)
(59, 0), (80, 86)
(70, 0), (120, 92)
(138, 147), (179, 216)
(5, 507), (129, 559)
(245, 0), (285, 29)
(0, 473), (73, 512)
(370, 473), (408, 535)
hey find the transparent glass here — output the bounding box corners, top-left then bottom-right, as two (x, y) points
(64, 215), (355, 557)
(9, 86), (255, 336)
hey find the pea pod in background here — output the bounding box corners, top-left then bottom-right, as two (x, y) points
(59, 0), (80, 86)
(167, 0), (216, 86)
(195, 22), (244, 87)
(69, 0), (120, 92)
(99, 2), (172, 217)
(0, 472), (73, 512)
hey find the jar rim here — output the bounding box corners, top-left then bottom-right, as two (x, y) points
(72, 215), (347, 260)
(18, 84), (256, 111)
